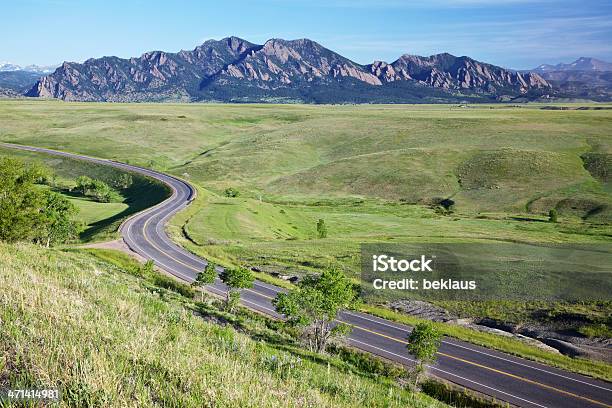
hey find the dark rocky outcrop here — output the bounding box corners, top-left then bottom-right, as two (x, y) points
(369, 53), (549, 94)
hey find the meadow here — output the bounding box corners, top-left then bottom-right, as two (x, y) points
(0, 100), (610, 328)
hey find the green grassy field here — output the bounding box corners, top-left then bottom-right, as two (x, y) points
(68, 196), (128, 228)
(0, 241), (447, 407)
(0, 100), (610, 331)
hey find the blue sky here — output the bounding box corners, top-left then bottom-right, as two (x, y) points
(2, 0), (611, 69)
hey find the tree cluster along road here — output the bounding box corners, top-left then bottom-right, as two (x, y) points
(3, 143), (611, 408)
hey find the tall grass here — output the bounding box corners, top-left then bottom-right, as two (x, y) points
(0, 242), (444, 407)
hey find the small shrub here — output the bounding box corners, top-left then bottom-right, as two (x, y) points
(316, 219), (327, 238)
(224, 187), (240, 198)
(421, 379), (509, 408)
(151, 273), (196, 298)
(579, 323), (612, 339)
(549, 208), (558, 223)
(440, 198), (455, 211)
(434, 198), (455, 216)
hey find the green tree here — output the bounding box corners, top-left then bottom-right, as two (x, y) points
(75, 176), (115, 202)
(548, 208), (558, 223)
(38, 191), (81, 247)
(0, 157), (47, 242)
(192, 262), (218, 302)
(89, 179), (112, 202)
(273, 268), (356, 353)
(114, 173), (133, 190)
(219, 266), (254, 312)
(407, 322), (442, 388)
(316, 218), (327, 238)
(75, 175), (93, 195)
(227, 291), (241, 313)
(0, 157), (78, 246)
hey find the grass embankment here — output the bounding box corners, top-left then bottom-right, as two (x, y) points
(70, 248), (512, 407)
(0, 242), (445, 407)
(0, 146), (170, 242)
(359, 305), (612, 382)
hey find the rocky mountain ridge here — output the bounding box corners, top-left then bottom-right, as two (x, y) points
(25, 37), (552, 103)
(371, 53), (549, 93)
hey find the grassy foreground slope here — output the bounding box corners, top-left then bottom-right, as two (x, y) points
(0, 242), (443, 407)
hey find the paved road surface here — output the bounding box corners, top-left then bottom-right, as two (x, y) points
(3, 143), (611, 408)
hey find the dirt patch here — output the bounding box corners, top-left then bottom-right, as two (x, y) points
(390, 300), (456, 322)
(80, 239), (147, 263)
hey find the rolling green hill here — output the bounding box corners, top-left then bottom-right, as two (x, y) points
(0, 100), (610, 331)
(1, 100), (609, 267)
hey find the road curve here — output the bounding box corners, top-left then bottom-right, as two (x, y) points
(2, 142), (611, 408)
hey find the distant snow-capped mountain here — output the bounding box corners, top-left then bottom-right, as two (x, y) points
(0, 62), (22, 71)
(526, 57), (612, 101)
(0, 62), (58, 73)
(532, 57), (612, 73)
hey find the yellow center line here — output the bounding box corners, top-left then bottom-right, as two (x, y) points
(436, 352), (611, 408)
(141, 216), (203, 274)
(138, 217), (611, 408)
(213, 285), (611, 407)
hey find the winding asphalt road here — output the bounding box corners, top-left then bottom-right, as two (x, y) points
(3, 142), (611, 408)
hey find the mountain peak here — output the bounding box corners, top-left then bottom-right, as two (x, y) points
(262, 38), (324, 51)
(220, 37), (381, 86)
(195, 36), (255, 53)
